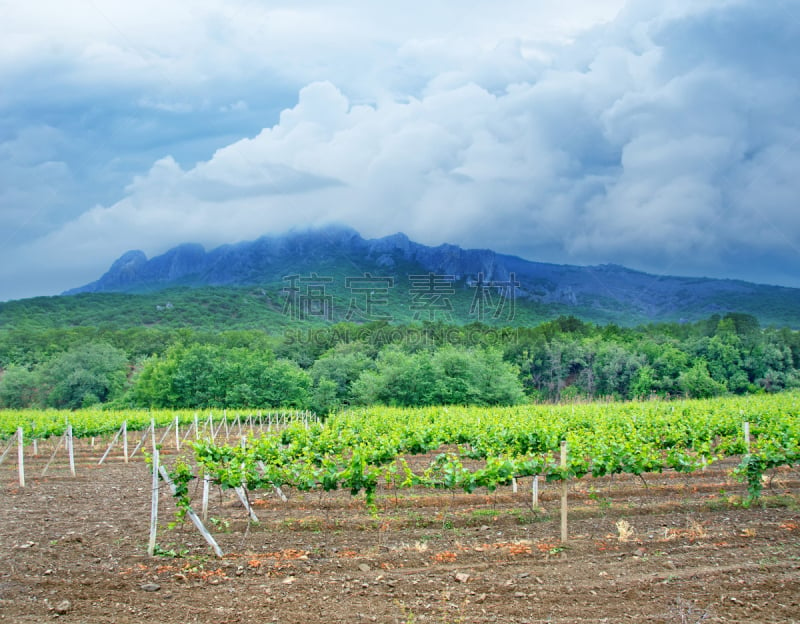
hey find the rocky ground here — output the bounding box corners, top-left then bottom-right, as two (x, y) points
(1, 437), (799, 623)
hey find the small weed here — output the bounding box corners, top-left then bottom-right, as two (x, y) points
(407, 511), (432, 529)
(153, 543), (189, 558)
(666, 597), (712, 623)
(616, 519), (635, 542)
(588, 487), (612, 511)
(394, 600), (416, 624)
(209, 517), (230, 532)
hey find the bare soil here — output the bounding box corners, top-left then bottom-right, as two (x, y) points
(1, 434), (799, 623)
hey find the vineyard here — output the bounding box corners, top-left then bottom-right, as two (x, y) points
(182, 393), (800, 511)
(1, 395), (799, 622)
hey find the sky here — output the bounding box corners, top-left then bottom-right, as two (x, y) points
(1, 0), (799, 301)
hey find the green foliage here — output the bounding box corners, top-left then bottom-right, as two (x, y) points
(0, 365), (42, 408)
(678, 359), (728, 399)
(179, 393), (800, 507)
(132, 344), (310, 409)
(351, 345), (524, 407)
(0, 309), (799, 409)
(41, 343), (129, 409)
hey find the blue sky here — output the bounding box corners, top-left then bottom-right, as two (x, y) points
(1, 0), (799, 301)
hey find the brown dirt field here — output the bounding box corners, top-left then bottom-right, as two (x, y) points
(1, 434), (799, 623)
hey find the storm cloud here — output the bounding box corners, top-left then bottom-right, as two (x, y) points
(1, 0), (799, 300)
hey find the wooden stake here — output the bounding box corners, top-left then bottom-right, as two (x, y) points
(743, 421), (750, 454)
(129, 423), (152, 458)
(0, 436), (16, 466)
(158, 420), (174, 446)
(257, 461), (288, 502)
(512, 477), (518, 494)
(122, 420), (128, 463)
(99, 423), (124, 465)
(234, 485), (259, 523)
(175, 416), (180, 451)
(41, 433), (65, 476)
(560, 441), (568, 543)
(201, 473), (210, 521)
(148, 448), (160, 557)
(158, 465), (223, 558)
(532, 475), (539, 508)
(67, 425), (76, 477)
(17, 428), (25, 488)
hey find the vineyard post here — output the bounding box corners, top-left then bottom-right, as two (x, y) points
(17, 428), (25, 488)
(129, 423), (153, 459)
(123, 420), (128, 463)
(158, 419), (174, 446)
(512, 477), (518, 494)
(175, 416), (180, 451)
(560, 441), (568, 543)
(743, 421), (750, 454)
(223, 410), (229, 440)
(147, 447), (160, 557)
(234, 484), (259, 523)
(99, 422), (124, 465)
(532, 475), (539, 508)
(67, 425), (76, 477)
(158, 465), (223, 558)
(194, 413), (200, 441)
(0, 435), (16, 467)
(41, 432), (66, 476)
(257, 461), (288, 503)
(202, 473), (210, 521)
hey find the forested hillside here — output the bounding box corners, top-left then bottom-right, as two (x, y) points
(1, 313), (797, 413)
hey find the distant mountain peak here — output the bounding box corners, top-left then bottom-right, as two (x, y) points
(61, 225), (800, 326)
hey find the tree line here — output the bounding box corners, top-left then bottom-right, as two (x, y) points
(0, 313), (798, 412)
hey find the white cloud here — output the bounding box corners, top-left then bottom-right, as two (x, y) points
(2, 0), (800, 299)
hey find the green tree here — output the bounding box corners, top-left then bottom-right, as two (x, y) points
(309, 342), (376, 407)
(39, 343), (129, 409)
(131, 344), (310, 409)
(352, 346), (524, 407)
(678, 359), (727, 399)
(0, 366), (42, 408)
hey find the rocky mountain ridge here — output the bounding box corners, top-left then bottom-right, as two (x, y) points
(63, 226), (800, 326)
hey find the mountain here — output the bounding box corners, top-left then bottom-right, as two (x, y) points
(59, 225), (800, 327)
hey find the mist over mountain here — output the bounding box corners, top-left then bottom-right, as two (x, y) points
(63, 226), (800, 327)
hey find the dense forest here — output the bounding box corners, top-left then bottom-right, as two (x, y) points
(1, 312), (798, 414)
